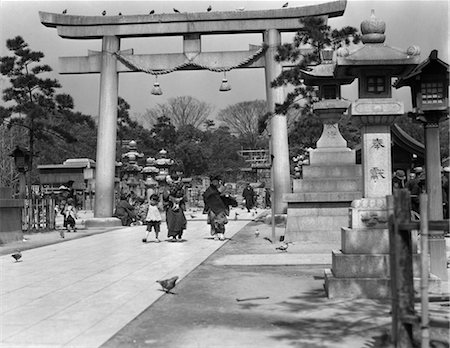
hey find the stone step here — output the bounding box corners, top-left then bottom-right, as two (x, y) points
(331, 250), (423, 278)
(287, 206), (349, 217)
(303, 164), (362, 179)
(293, 178), (362, 193)
(309, 149), (356, 165)
(284, 228), (342, 242)
(286, 214), (349, 242)
(284, 192), (362, 203)
(341, 227), (418, 254)
(324, 269), (442, 299)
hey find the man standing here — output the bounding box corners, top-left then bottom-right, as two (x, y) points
(242, 182), (255, 212)
(203, 175), (236, 241)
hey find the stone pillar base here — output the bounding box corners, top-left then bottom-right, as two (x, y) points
(84, 217), (122, 228)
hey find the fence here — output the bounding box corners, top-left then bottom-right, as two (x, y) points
(21, 197), (56, 231)
(388, 189), (449, 348)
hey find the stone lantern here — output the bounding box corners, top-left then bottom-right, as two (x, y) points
(283, 48), (362, 243)
(394, 49), (449, 280)
(324, 10), (423, 298)
(121, 140), (144, 196)
(154, 149), (174, 186)
(142, 157), (160, 200)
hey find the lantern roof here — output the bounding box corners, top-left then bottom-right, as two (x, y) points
(394, 50), (449, 88)
(335, 10), (421, 78)
(300, 62), (355, 86)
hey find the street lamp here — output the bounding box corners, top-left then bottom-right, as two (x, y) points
(394, 49), (449, 280)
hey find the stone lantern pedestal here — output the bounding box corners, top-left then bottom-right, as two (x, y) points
(284, 99), (362, 242)
(324, 99), (441, 298)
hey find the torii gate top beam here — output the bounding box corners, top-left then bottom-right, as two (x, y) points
(39, 0), (346, 39)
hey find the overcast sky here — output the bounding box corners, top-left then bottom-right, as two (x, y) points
(0, 0), (448, 121)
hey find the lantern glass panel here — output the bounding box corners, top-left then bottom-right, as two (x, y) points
(322, 85), (338, 99)
(421, 82), (444, 104)
(367, 76), (385, 93)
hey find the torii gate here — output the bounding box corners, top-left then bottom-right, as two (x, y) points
(39, 0), (346, 220)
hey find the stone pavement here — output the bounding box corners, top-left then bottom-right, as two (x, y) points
(1, 208), (449, 348)
(0, 208), (254, 348)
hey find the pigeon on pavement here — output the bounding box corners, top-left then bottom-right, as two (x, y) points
(157, 276), (179, 293)
(11, 250), (22, 262)
(276, 242), (293, 252)
(254, 229), (260, 238)
(263, 237), (273, 244)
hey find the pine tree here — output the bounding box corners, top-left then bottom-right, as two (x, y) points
(0, 36), (77, 183)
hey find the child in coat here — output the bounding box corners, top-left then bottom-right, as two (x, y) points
(143, 194), (162, 243)
(62, 198), (78, 237)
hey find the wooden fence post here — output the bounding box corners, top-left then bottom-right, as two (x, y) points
(387, 194), (398, 345)
(393, 189), (415, 347)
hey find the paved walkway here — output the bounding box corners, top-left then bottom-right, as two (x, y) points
(1, 208), (448, 348)
(0, 209), (253, 348)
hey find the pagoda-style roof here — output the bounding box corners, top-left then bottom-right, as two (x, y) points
(394, 49), (449, 88)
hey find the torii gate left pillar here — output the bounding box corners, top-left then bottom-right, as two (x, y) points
(96, 36), (120, 217)
(39, 1), (346, 219)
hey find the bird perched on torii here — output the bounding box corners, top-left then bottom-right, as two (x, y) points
(156, 276), (179, 294)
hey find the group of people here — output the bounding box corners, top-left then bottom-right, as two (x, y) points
(114, 174), (241, 243)
(392, 166), (449, 218)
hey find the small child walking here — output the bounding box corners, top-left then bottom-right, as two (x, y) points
(143, 194), (162, 243)
(62, 198), (77, 238)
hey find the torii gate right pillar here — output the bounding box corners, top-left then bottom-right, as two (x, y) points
(264, 29), (290, 214)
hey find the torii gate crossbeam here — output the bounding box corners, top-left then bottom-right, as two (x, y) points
(39, 1), (346, 221)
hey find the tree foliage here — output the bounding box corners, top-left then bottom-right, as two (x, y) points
(217, 100), (268, 149)
(0, 36), (80, 182)
(272, 17), (360, 115)
(142, 96), (214, 130)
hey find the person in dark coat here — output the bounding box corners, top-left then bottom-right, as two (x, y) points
(392, 169), (407, 190)
(406, 171), (421, 214)
(163, 174), (187, 241)
(203, 175), (237, 241)
(242, 183), (255, 212)
(113, 194), (137, 226)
